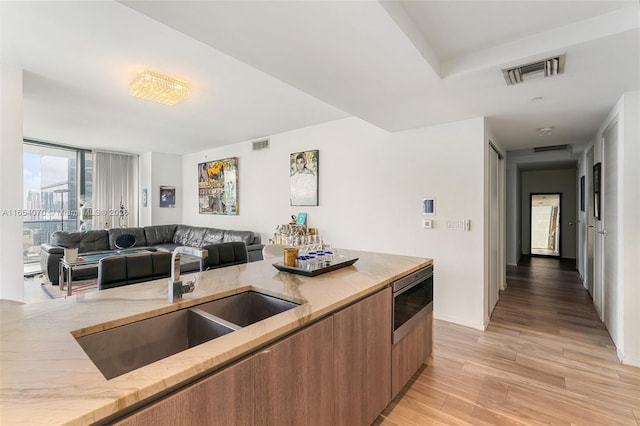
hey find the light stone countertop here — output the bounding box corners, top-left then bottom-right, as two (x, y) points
(0, 249), (431, 425)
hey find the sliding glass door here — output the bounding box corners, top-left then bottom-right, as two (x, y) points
(22, 142), (92, 264)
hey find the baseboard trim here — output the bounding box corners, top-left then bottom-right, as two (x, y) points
(622, 352), (640, 368)
(433, 313), (486, 331)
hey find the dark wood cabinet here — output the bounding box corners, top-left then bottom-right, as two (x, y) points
(391, 307), (433, 398)
(115, 286), (410, 426)
(333, 287), (392, 425)
(255, 316), (335, 426)
(115, 356), (255, 426)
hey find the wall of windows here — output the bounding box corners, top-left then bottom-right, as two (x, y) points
(23, 141), (93, 264)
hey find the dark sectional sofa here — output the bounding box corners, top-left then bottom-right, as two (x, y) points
(40, 224), (264, 285)
(97, 242), (249, 290)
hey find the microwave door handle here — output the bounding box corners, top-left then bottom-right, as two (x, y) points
(394, 277), (426, 297)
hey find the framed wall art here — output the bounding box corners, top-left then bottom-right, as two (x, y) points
(290, 150), (318, 206)
(160, 186), (175, 208)
(593, 163), (601, 220)
(580, 176), (585, 212)
(198, 157), (239, 215)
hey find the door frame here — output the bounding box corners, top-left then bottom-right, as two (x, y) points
(529, 192), (562, 257)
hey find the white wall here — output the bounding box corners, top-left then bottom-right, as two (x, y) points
(620, 91), (640, 367)
(520, 168), (577, 258)
(139, 152), (182, 226)
(577, 91), (640, 367)
(182, 117), (489, 329)
(483, 122), (507, 323)
(0, 65), (24, 302)
(506, 159), (519, 266)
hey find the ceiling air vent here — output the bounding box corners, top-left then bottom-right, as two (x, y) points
(503, 54), (565, 86)
(534, 144), (568, 153)
(252, 138), (269, 151)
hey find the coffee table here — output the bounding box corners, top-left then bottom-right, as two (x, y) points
(59, 249), (150, 296)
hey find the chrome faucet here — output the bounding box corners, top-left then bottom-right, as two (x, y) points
(169, 246), (208, 303)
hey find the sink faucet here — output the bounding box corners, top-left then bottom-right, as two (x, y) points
(169, 246), (208, 303)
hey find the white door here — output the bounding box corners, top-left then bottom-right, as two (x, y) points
(488, 146), (500, 315)
(586, 146), (595, 297)
(600, 121), (621, 345)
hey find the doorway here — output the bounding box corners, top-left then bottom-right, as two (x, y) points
(600, 120), (620, 345)
(530, 193), (561, 257)
(488, 143), (503, 316)
(586, 146), (595, 297)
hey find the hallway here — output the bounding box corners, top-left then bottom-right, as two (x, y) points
(377, 257), (640, 425)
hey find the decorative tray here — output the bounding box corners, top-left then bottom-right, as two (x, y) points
(273, 257), (359, 277)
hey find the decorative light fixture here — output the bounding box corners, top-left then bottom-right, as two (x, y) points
(130, 70), (190, 105)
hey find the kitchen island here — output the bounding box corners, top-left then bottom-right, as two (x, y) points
(0, 249), (432, 425)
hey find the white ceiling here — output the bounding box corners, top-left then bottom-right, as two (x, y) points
(1, 1), (638, 155)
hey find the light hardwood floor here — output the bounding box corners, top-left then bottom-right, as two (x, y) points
(376, 256), (640, 425)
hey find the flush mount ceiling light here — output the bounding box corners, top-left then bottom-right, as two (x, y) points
(503, 54), (565, 86)
(130, 70), (190, 105)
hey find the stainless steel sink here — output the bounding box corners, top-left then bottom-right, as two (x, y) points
(76, 309), (235, 380)
(75, 291), (300, 379)
(193, 291), (300, 327)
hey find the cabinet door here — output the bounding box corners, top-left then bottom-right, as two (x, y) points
(391, 309), (433, 397)
(115, 356), (255, 426)
(333, 288), (392, 425)
(254, 316), (334, 426)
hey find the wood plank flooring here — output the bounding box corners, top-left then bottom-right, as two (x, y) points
(376, 256), (640, 425)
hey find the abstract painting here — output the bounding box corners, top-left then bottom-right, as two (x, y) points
(198, 157), (239, 214)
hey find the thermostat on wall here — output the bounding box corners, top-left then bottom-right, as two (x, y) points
(423, 197), (436, 216)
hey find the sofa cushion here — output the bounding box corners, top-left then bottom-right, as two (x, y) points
(200, 242), (248, 271)
(108, 227), (146, 250)
(173, 225), (208, 247)
(223, 230), (255, 246)
(144, 224), (178, 246)
(202, 228), (225, 245)
(151, 252), (172, 279)
(98, 256), (127, 290)
(154, 244), (180, 253)
(125, 253), (153, 284)
(50, 230), (109, 253)
(115, 234), (136, 249)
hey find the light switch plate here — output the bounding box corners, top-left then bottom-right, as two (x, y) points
(423, 218), (433, 229)
(447, 219), (470, 231)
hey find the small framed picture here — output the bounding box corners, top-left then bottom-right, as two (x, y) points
(580, 176), (585, 212)
(423, 197), (436, 216)
(296, 212), (307, 225)
(593, 163), (601, 220)
(160, 186), (176, 208)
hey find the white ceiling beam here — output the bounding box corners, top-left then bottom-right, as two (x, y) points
(378, 0), (442, 79)
(443, 5), (640, 78)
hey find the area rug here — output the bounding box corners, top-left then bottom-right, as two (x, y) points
(41, 279), (98, 299)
